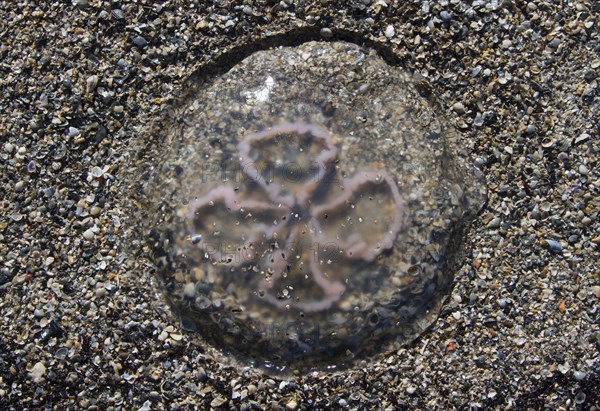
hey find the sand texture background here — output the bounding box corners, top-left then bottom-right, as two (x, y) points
(0, 0), (598, 409)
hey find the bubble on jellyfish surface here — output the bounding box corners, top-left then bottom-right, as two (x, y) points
(128, 40), (487, 375)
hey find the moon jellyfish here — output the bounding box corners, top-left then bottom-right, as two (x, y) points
(129, 41), (486, 374)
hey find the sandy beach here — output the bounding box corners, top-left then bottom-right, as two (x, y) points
(0, 1), (597, 409)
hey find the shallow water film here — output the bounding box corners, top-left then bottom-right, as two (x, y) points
(133, 41), (486, 373)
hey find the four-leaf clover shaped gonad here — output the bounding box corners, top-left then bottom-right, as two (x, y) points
(186, 123), (403, 312)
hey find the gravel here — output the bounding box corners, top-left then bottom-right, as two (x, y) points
(0, 0), (598, 409)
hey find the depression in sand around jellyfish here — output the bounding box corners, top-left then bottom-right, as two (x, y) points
(137, 41), (486, 373)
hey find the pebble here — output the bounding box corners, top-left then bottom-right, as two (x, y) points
(584, 70), (596, 82)
(183, 282), (196, 298)
(138, 400), (152, 411)
(54, 347), (69, 360)
(487, 217), (501, 229)
(112, 9), (124, 20)
(385, 25), (395, 38)
(473, 113), (484, 126)
(548, 38), (561, 49)
(30, 362), (46, 383)
(452, 102), (466, 114)
(132, 36), (148, 49)
(86, 75), (98, 92)
(575, 133), (590, 145)
(90, 166), (104, 178)
(95, 287), (106, 298)
(469, 293), (478, 305)
(83, 229), (95, 241)
(67, 127), (80, 138)
(440, 11), (452, 21)
(210, 396), (227, 407)
(320, 27), (333, 39)
(543, 239), (563, 254)
(198, 367), (207, 382)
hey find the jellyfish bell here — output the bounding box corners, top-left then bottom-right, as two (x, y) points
(130, 40), (486, 375)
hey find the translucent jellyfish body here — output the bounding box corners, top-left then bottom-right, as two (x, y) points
(135, 41), (486, 374)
